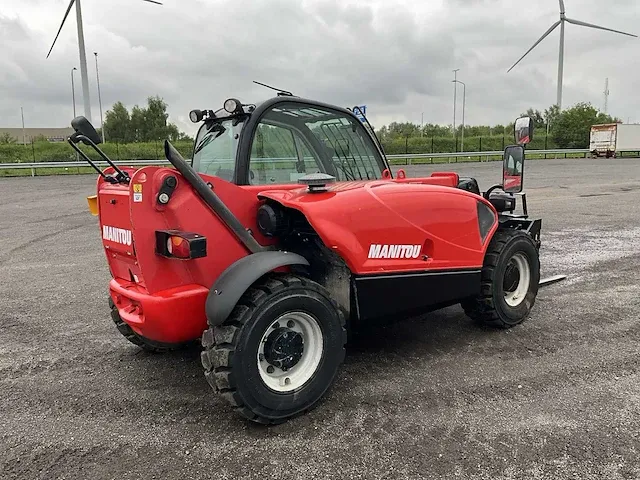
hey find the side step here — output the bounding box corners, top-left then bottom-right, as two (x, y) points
(539, 275), (567, 288)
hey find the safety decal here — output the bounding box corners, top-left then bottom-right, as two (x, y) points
(133, 183), (143, 203)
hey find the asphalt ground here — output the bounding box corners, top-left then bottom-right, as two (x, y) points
(1, 157), (640, 479)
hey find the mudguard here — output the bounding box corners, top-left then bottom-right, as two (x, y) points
(205, 251), (310, 327)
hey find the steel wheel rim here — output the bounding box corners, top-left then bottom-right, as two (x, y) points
(504, 252), (531, 307)
(257, 311), (323, 393)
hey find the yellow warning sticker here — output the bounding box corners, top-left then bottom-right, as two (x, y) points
(133, 184), (143, 193)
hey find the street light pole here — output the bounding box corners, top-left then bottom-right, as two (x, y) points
(21, 107), (26, 146)
(452, 69), (460, 151)
(452, 80), (466, 152)
(94, 52), (105, 143)
(71, 67), (77, 118)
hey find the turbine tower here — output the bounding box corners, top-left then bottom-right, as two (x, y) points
(604, 78), (610, 114)
(507, 0), (636, 110)
(46, 0), (162, 124)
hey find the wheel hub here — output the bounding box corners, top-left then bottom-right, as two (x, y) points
(263, 328), (304, 371)
(503, 252), (531, 308)
(503, 261), (521, 292)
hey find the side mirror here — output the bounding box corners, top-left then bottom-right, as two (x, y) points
(514, 116), (534, 146)
(503, 145), (525, 193)
(71, 116), (102, 145)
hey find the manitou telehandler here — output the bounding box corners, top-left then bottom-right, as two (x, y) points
(70, 93), (544, 424)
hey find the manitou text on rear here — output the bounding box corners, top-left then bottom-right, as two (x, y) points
(103, 226), (132, 246)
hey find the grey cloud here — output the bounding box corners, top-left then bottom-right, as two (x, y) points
(1, 0), (639, 135)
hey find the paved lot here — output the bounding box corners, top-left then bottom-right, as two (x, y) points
(2, 157), (640, 479)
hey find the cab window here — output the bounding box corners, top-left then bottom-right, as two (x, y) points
(248, 102), (385, 184)
(249, 123), (322, 185)
(192, 119), (242, 181)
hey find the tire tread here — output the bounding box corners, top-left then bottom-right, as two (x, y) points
(201, 273), (347, 424)
(462, 229), (540, 329)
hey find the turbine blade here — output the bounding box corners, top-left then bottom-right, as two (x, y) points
(46, 0), (76, 59)
(507, 20), (561, 73)
(142, 0), (163, 4)
(565, 17), (638, 37)
(559, 0), (565, 14)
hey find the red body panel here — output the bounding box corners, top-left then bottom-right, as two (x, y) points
(95, 166), (497, 343)
(259, 180), (497, 274)
(97, 166), (277, 342)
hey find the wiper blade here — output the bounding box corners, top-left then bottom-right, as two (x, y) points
(194, 125), (226, 155)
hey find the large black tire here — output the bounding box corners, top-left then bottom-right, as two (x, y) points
(108, 298), (189, 353)
(462, 229), (540, 328)
(200, 273), (347, 424)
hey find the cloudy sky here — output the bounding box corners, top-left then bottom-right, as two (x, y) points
(1, 0), (638, 137)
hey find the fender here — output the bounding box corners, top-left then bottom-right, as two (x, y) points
(205, 251), (310, 327)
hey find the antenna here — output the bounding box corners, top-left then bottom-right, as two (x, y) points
(253, 81), (293, 96)
(604, 78), (610, 114)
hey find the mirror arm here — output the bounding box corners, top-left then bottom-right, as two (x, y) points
(66, 139), (119, 183)
(75, 134), (130, 183)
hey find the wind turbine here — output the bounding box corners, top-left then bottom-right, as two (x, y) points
(46, 0), (162, 124)
(507, 0), (636, 110)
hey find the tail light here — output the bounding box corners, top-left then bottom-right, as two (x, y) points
(155, 230), (206, 259)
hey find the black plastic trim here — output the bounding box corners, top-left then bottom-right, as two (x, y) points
(205, 251), (310, 327)
(477, 201), (497, 244)
(156, 175), (178, 205)
(353, 269), (482, 321)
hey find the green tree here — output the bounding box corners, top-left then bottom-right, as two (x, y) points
(520, 108), (545, 130)
(102, 96), (188, 143)
(551, 102), (619, 148)
(103, 101), (131, 142)
(144, 96), (170, 141)
(0, 132), (16, 144)
(544, 104), (561, 131)
(130, 105), (146, 142)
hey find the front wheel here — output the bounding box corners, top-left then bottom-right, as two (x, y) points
(462, 229), (540, 328)
(200, 274), (347, 424)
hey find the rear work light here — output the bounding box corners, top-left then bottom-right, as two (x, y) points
(155, 230), (207, 260)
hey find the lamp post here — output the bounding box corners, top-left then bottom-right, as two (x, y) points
(452, 69), (460, 150)
(452, 79), (466, 153)
(94, 52), (105, 143)
(21, 107), (26, 146)
(71, 67), (77, 117)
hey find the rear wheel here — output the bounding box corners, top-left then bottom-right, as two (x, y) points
(462, 229), (540, 328)
(200, 274), (347, 424)
(109, 298), (188, 353)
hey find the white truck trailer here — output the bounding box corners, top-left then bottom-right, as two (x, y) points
(590, 123), (640, 157)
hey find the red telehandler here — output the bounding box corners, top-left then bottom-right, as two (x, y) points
(69, 93), (549, 424)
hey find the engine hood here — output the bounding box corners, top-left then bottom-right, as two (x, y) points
(257, 177), (496, 275)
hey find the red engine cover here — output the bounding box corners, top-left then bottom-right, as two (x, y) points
(258, 180), (498, 274)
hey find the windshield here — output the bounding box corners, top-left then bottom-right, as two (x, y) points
(192, 119), (244, 181)
(249, 102), (386, 184)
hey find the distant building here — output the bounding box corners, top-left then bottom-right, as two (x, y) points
(0, 127), (75, 144)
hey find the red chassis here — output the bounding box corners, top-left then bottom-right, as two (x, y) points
(97, 166), (498, 345)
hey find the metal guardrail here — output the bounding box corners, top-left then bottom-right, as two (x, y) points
(0, 148), (615, 176)
(387, 149), (592, 164)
